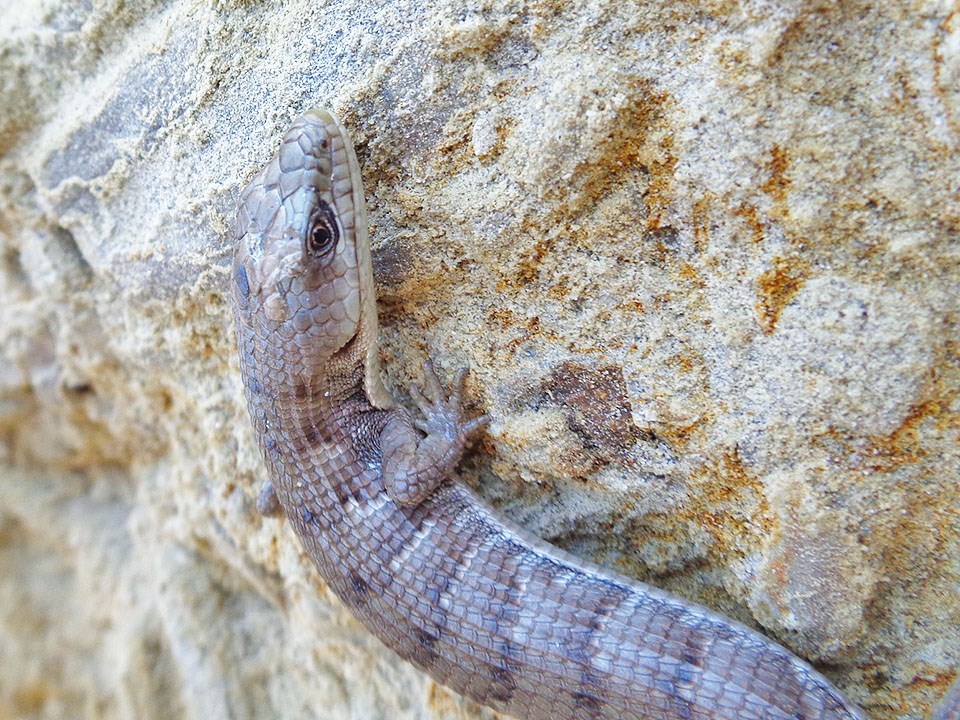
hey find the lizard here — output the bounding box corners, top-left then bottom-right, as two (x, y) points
(230, 107), (960, 720)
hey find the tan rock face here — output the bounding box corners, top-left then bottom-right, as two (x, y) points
(1, 1), (957, 719)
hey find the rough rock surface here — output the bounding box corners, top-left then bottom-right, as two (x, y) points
(1, 1), (958, 719)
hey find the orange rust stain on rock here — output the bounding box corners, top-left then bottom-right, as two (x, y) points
(821, 398), (953, 476)
(902, 667), (960, 715)
(809, 388), (958, 615)
(671, 352), (699, 374)
(823, 426), (922, 475)
(655, 415), (711, 451)
(555, 78), (672, 216)
(644, 149), (679, 231)
(761, 144), (792, 210)
(13, 683), (52, 715)
(692, 197), (711, 253)
(488, 304), (566, 355)
(933, 8), (960, 138)
(677, 449), (771, 561)
(891, 396), (957, 442)
(513, 235), (560, 286)
(679, 261), (706, 288)
(734, 203), (765, 244)
(487, 306), (517, 329)
(503, 219), (588, 289)
(554, 78), (676, 227)
(428, 107), (480, 175)
(546, 281), (570, 300)
(616, 298), (645, 314)
(651, 292), (673, 311)
(754, 255), (810, 334)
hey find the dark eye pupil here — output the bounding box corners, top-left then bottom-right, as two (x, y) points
(306, 210), (338, 256)
(311, 224), (331, 249)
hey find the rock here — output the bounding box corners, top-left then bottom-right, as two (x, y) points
(1, 1), (957, 718)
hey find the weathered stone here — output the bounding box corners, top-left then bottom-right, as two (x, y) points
(1, 1), (957, 718)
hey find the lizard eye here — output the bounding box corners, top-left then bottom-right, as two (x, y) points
(305, 206), (339, 258)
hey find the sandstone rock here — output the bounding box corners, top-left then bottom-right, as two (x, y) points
(1, 1), (957, 718)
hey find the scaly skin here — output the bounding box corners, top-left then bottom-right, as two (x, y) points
(231, 108), (958, 720)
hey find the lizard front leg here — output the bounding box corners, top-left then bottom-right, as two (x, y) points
(380, 361), (488, 506)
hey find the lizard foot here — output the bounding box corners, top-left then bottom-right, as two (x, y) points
(381, 360), (488, 506)
(409, 360), (489, 441)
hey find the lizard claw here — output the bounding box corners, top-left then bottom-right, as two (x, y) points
(462, 414), (490, 435)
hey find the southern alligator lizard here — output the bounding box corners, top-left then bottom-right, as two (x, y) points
(231, 108), (958, 720)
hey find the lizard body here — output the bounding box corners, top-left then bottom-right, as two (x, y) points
(231, 108), (958, 720)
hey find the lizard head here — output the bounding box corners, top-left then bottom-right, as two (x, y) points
(233, 108), (392, 407)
